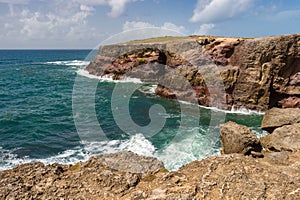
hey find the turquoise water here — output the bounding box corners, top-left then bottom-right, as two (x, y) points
(0, 50), (266, 171)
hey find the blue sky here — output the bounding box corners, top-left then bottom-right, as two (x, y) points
(0, 0), (299, 49)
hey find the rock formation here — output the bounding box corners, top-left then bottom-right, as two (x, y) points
(1, 108), (300, 199)
(86, 34), (300, 111)
(260, 107), (300, 152)
(261, 107), (300, 132)
(220, 121), (262, 155)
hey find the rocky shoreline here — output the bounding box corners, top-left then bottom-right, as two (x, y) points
(1, 108), (300, 199)
(1, 34), (299, 199)
(86, 34), (300, 111)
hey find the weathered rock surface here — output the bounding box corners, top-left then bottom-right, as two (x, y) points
(220, 121), (262, 155)
(86, 34), (300, 111)
(260, 123), (300, 152)
(2, 107), (300, 199)
(95, 151), (164, 173)
(261, 107), (300, 132)
(1, 151), (300, 199)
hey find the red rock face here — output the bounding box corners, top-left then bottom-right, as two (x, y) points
(86, 34), (300, 111)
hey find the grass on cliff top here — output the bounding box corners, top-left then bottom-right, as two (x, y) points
(123, 36), (190, 44)
(122, 35), (249, 45)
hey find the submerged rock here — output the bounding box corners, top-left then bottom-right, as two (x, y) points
(220, 121), (262, 155)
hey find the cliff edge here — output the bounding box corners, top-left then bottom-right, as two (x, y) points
(86, 34), (300, 111)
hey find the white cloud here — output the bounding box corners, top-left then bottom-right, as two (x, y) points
(0, 0), (29, 4)
(80, 4), (95, 12)
(1, 0), (137, 18)
(0, 1), (101, 48)
(190, 0), (252, 23)
(123, 21), (187, 34)
(107, 0), (131, 17)
(75, 0), (138, 17)
(193, 23), (215, 35)
(161, 22), (186, 34)
(123, 21), (155, 30)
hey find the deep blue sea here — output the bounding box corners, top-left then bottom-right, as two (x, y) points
(0, 50), (267, 171)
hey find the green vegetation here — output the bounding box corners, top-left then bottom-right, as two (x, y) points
(137, 58), (146, 64)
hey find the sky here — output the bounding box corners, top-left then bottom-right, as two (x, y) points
(0, 0), (299, 49)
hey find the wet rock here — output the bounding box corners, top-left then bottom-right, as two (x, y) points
(220, 121), (262, 155)
(261, 107), (300, 132)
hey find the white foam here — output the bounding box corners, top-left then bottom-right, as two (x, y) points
(0, 146), (91, 171)
(228, 106), (265, 115)
(154, 129), (220, 171)
(139, 84), (157, 94)
(46, 60), (90, 67)
(178, 100), (265, 115)
(0, 135), (156, 171)
(77, 68), (143, 84)
(119, 134), (155, 157)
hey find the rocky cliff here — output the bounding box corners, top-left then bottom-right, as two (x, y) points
(1, 108), (300, 199)
(86, 34), (300, 111)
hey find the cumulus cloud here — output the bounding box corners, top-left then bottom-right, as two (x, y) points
(123, 21), (187, 34)
(190, 0), (252, 23)
(193, 23), (215, 35)
(0, 0), (144, 48)
(0, 0), (29, 4)
(107, 0), (132, 17)
(123, 21), (155, 30)
(74, 0), (138, 17)
(1, 0), (137, 18)
(161, 22), (186, 34)
(0, 1), (101, 48)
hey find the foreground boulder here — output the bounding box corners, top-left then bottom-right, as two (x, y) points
(260, 123), (300, 152)
(261, 107), (300, 132)
(220, 121), (262, 155)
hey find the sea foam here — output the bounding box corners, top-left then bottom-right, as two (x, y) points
(77, 68), (143, 84)
(45, 60), (90, 67)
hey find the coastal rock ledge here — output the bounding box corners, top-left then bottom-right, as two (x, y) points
(1, 108), (300, 200)
(86, 34), (300, 111)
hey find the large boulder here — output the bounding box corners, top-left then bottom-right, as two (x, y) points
(220, 121), (262, 155)
(260, 123), (300, 152)
(261, 108), (300, 133)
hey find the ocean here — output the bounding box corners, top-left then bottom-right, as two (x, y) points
(0, 50), (267, 171)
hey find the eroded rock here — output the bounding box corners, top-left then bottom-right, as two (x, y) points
(260, 123), (300, 152)
(95, 151), (164, 173)
(261, 107), (300, 132)
(86, 34), (300, 111)
(2, 151), (300, 199)
(220, 121), (262, 155)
